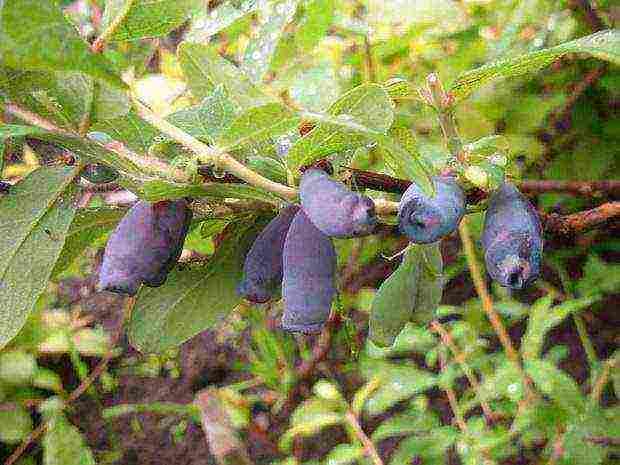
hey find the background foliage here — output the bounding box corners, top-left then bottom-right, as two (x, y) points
(0, 0), (618, 464)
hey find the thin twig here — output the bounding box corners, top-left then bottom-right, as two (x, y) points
(91, 0), (135, 53)
(132, 94), (401, 213)
(458, 218), (536, 401)
(131, 96), (296, 200)
(4, 103), (75, 135)
(430, 321), (495, 423)
(344, 410), (384, 465)
(519, 180), (620, 197)
(363, 35), (376, 83)
(569, 0), (607, 32)
(542, 201), (620, 236)
(4, 101), (188, 182)
(590, 357), (617, 403)
(4, 298), (133, 465)
(439, 351), (468, 432)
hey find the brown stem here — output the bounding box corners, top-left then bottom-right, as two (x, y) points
(430, 321), (495, 423)
(200, 160), (620, 199)
(91, 0), (135, 53)
(519, 180), (620, 196)
(542, 201), (620, 236)
(439, 351), (468, 432)
(569, 0), (607, 31)
(545, 65), (607, 137)
(344, 410), (384, 465)
(363, 35), (376, 83)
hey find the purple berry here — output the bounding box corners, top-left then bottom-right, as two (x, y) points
(238, 205), (300, 303)
(299, 168), (377, 238)
(482, 182), (543, 289)
(281, 209), (336, 334)
(98, 199), (192, 296)
(398, 175), (465, 243)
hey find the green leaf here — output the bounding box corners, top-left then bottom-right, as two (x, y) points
(242, 0), (299, 82)
(0, 124), (39, 141)
(0, 350), (37, 384)
(451, 30), (620, 101)
(522, 295), (596, 361)
(281, 397), (343, 452)
(576, 254), (620, 297)
(412, 244), (444, 325)
(369, 247), (421, 347)
(0, 406), (33, 444)
(217, 103), (300, 151)
(187, 0), (258, 41)
(91, 108), (160, 155)
(178, 42), (273, 110)
(366, 323), (437, 358)
(361, 358), (436, 416)
(1, 71), (89, 130)
(43, 412), (96, 465)
(389, 426), (458, 465)
(525, 359), (586, 416)
(324, 444), (364, 465)
(102, 0), (201, 42)
(245, 155), (287, 184)
(0, 165), (79, 349)
(372, 409), (439, 442)
(294, 0), (335, 53)
(139, 179), (282, 204)
(167, 86), (237, 143)
(128, 220), (265, 353)
(0, 0), (125, 88)
(288, 84), (394, 167)
(557, 406), (613, 465)
(52, 207), (126, 276)
(200, 216), (237, 238)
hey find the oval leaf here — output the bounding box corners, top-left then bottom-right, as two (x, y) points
(0, 165), (79, 349)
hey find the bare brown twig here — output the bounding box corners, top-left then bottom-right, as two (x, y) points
(430, 321), (495, 423)
(569, 0), (607, 32)
(345, 410), (384, 465)
(542, 201), (620, 236)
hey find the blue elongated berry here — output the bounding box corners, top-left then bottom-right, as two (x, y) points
(98, 199), (192, 296)
(281, 209), (336, 333)
(299, 168), (376, 238)
(238, 205), (300, 303)
(482, 182), (543, 289)
(398, 175), (465, 243)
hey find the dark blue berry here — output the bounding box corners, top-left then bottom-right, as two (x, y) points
(281, 209), (336, 333)
(238, 205), (300, 303)
(398, 175), (465, 243)
(300, 168), (376, 238)
(482, 182), (543, 289)
(98, 199), (192, 296)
